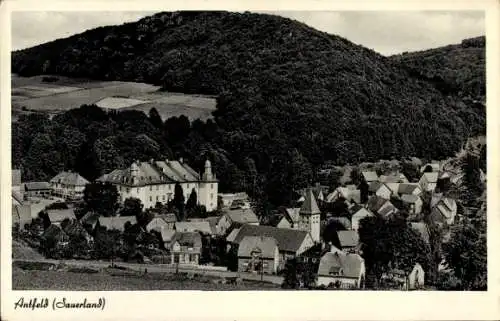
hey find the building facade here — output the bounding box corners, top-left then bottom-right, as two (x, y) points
(97, 159), (218, 211)
(50, 171), (89, 200)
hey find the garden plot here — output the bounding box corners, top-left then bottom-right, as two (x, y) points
(96, 97), (150, 109)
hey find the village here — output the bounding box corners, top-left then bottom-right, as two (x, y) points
(12, 147), (486, 290)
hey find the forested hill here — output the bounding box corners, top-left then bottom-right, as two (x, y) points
(12, 11), (485, 206)
(390, 36), (485, 101)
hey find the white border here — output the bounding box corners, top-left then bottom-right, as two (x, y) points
(1, 1), (499, 320)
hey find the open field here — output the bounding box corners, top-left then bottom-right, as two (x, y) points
(12, 266), (281, 291)
(11, 74), (217, 121)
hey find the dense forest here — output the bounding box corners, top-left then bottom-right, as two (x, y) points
(391, 36), (485, 101)
(12, 11), (486, 208)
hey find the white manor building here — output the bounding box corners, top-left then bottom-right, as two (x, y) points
(97, 158), (218, 212)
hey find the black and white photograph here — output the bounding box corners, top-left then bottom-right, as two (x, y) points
(2, 1), (499, 319)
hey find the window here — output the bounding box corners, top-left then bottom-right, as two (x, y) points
(163, 195), (166, 201)
(211, 184), (214, 189)
(156, 185), (159, 191)
(210, 193), (213, 199)
(149, 196), (152, 202)
(127, 188), (130, 193)
(187, 184), (190, 189)
(136, 188), (139, 193)
(156, 196), (159, 201)
(150, 186), (152, 191)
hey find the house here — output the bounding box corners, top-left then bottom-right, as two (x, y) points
(45, 209), (76, 226)
(336, 230), (360, 253)
(175, 221), (213, 235)
(366, 196), (398, 219)
(159, 227), (176, 249)
(217, 208), (259, 235)
(170, 232), (202, 265)
(97, 159), (218, 211)
(97, 216), (137, 232)
(316, 248), (366, 289)
(276, 208), (301, 229)
(400, 194), (423, 217)
(350, 206), (375, 231)
(379, 173), (409, 184)
(12, 169), (21, 193)
(420, 162), (441, 173)
(237, 236), (280, 274)
(24, 181), (51, 198)
(41, 224), (70, 249)
(12, 190), (24, 206)
(63, 220), (93, 244)
(429, 195), (457, 226)
(146, 217), (170, 233)
(382, 263), (425, 290)
(187, 217), (220, 235)
(227, 224), (315, 271)
(79, 211), (100, 231)
(156, 213), (177, 230)
(361, 171), (378, 184)
(419, 172), (439, 192)
(368, 182), (392, 200)
(398, 183), (422, 197)
(12, 204), (32, 230)
(50, 171), (89, 200)
(218, 192), (250, 209)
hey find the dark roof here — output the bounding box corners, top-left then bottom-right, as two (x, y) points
(368, 181), (386, 193)
(12, 169), (21, 186)
(224, 208), (259, 224)
(24, 181), (51, 191)
(327, 217), (352, 230)
(231, 224), (310, 253)
(97, 159), (205, 187)
(300, 188), (321, 215)
(367, 196), (389, 212)
(80, 212), (100, 226)
(398, 183), (421, 195)
(171, 231), (202, 249)
(98, 216), (137, 231)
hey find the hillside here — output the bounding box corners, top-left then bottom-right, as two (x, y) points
(11, 11), (486, 206)
(391, 36), (485, 101)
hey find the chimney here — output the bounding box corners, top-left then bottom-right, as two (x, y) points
(179, 157), (184, 163)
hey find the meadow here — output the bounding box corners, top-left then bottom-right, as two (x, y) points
(11, 74), (217, 121)
(12, 267), (281, 291)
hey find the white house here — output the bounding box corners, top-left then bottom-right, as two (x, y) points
(316, 247), (366, 289)
(400, 194), (423, 216)
(351, 207), (375, 231)
(97, 158), (218, 211)
(368, 182), (392, 200)
(50, 171), (89, 200)
(419, 172), (439, 192)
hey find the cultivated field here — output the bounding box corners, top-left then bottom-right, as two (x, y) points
(12, 267), (281, 291)
(11, 74), (217, 121)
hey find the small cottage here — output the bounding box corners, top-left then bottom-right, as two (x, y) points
(46, 209), (77, 226)
(351, 206), (375, 231)
(368, 182), (392, 200)
(217, 208), (259, 235)
(24, 181), (51, 198)
(170, 232), (202, 265)
(237, 236), (279, 274)
(316, 248), (366, 289)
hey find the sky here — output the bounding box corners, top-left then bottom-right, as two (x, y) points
(11, 11), (485, 56)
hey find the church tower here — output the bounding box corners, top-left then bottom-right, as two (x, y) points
(299, 188), (321, 243)
(198, 159), (218, 212)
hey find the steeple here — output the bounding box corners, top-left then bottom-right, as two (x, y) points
(300, 188), (321, 215)
(202, 159), (213, 181)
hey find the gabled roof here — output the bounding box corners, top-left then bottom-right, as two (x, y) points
(362, 171), (378, 182)
(317, 251), (364, 278)
(327, 217), (352, 230)
(157, 213), (177, 223)
(12, 190), (24, 205)
(337, 230), (359, 248)
(350, 190), (361, 204)
(42, 224), (68, 240)
(80, 211), (100, 227)
(300, 188), (321, 215)
(368, 181), (388, 193)
(230, 224), (310, 253)
(175, 221), (213, 234)
(398, 183), (421, 195)
(226, 228), (241, 243)
(98, 216), (137, 232)
(50, 171), (89, 186)
(24, 181), (51, 191)
(378, 202), (398, 218)
(97, 159), (206, 187)
(421, 172), (439, 183)
(46, 209), (76, 223)
(366, 196), (389, 213)
(224, 208), (259, 224)
(159, 227), (176, 242)
(283, 208), (301, 224)
(401, 194), (421, 204)
(12, 169), (21, 186)
(171, 231), (202, 249)
(352, 207), (374, 219)
(237, 236), (278, 258)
